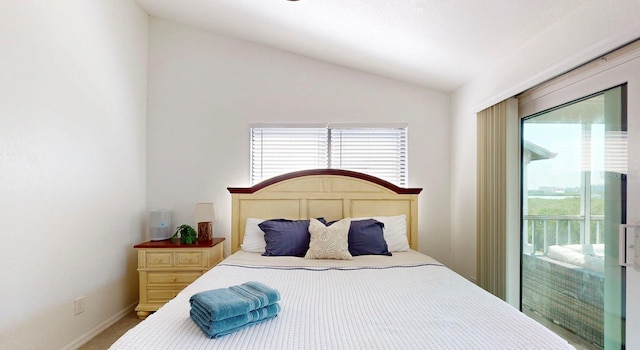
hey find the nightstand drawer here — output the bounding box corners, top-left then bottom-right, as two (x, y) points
(146, 252), (173, 267)
(134, 237), (225, 319)
(147, 288), (182, 303)
(175, 251), (203, 267)
(147, 272), (202, 285)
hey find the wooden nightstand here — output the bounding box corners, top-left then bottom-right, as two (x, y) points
(134, 237), (225, 319)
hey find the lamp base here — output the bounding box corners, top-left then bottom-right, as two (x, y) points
(197, 222), (212, 241)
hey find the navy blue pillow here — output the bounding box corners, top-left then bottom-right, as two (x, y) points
(347, 219), (392, 256)
(259, 218), (326, 257)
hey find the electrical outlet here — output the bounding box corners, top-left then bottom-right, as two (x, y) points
(74, 297), (85, 315)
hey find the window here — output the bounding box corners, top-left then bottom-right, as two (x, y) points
(250, 123), (408, 186)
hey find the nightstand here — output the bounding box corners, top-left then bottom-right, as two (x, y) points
(134, 237), (225, 319)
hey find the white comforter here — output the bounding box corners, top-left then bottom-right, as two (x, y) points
(111, 251), (574, 350)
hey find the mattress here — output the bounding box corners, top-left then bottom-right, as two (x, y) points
(111, 251), (574, 350)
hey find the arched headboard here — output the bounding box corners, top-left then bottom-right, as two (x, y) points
(227, 169), (422, 254)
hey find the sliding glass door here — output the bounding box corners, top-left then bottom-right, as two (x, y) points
(520, 86), (626, 349)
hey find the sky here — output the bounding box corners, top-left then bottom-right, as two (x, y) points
(524, 123), (605, 190)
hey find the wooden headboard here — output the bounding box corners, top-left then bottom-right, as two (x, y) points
(227, 169), (422, 254)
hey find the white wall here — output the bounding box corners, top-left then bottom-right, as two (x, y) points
(0, 1), (148, 349)
(146, 18), (452, 263)
(449, 0), (640, 281)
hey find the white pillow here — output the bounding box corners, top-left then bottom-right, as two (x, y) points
(240, 218), (266, 253)
(305, 218), (352, 260)
(353, 214), (409, 252)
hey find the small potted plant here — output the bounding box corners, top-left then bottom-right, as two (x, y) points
(173, 224), (198, 244)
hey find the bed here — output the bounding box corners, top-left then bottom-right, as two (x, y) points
(111, 169), (574, 349)
(522, 245), (605, 347)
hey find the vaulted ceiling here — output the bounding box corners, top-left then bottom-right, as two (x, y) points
(135, 0), (587, 92)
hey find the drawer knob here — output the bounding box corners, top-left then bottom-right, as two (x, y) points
(154, 258), (161, 263)
(186, 256), (191, 262)
(171, 276), (176, 282)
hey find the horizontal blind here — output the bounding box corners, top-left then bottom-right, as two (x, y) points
(251, 127), (328, 184)
(330, 126), (407, 186)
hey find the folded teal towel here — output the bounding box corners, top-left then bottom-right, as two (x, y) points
(189, 281), (280, 321)
(190, 303), (280, 338)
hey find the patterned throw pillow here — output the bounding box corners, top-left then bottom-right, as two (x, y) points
(305, 218), (352, 260)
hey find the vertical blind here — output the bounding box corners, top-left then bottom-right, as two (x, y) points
(250, 124), (407, 186)
(476, 99), (519, 301)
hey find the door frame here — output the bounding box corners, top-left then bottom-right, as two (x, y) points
(513, 41), (640, 349)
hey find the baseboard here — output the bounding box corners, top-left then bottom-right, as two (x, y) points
(62, 302), (137, 350)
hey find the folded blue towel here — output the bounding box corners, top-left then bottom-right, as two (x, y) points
(189, 281), (280, 321)
(190, 303), (281, 338)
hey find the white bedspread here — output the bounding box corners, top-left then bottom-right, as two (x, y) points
(111, 251), (574, 350)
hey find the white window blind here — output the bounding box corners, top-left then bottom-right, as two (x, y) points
(251, 127), (328, 184)
(250, 124), (408, 186)
(330, 126), (407, 186)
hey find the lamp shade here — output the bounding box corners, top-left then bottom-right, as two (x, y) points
(194, 202), (216, 223)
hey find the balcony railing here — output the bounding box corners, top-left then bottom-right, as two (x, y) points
(522, 214), (605, 255)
